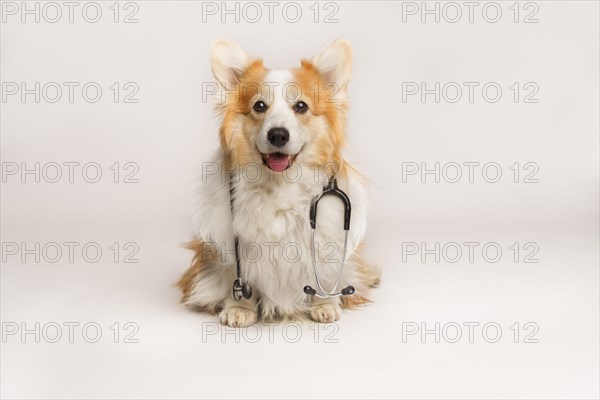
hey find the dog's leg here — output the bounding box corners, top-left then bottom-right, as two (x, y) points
(218, 296), (258, 328)
(309, 297), (342, 323)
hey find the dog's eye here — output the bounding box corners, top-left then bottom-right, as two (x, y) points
(253, 101), (268, 113)
(293, 101), (308, 114)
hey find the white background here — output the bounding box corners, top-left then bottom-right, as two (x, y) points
(1, 1), (599, 398)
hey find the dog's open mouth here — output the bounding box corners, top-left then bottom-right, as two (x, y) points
(261, 152), (299, 172)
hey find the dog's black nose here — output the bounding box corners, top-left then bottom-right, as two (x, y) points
(267, 128), (289, 147)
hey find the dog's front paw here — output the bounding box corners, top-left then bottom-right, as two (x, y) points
(310, 304), (341, 323)
(219, 306), (258, 327)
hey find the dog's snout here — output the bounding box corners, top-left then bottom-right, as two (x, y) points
(267, 128), (290, 148)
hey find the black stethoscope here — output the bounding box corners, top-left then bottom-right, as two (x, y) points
(303, 178), (355, 297)
(231, 177), (355, 301)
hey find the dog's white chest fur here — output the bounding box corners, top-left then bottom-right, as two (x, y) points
(191, 155), (368, 317)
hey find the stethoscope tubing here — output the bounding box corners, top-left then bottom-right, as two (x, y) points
(309, 228), (350, 298)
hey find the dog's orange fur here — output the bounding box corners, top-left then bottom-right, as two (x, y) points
(294, 60), (348, 177)
(176, 239), (222, 313)
(219, 60), (267, 168)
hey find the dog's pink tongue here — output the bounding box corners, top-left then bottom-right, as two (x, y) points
(268, 153), (290, 172)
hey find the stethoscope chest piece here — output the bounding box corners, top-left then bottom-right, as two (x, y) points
(232, 278), (252, 301)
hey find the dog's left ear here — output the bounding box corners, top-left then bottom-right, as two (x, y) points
(211, 39), (252, 89)
(311, 39), (353, 90)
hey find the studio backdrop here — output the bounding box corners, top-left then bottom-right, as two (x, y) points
(1, 1), (599, 399)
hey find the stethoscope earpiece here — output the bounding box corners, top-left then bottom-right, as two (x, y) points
(303, 286), (317, 296)
(304, 285), (355, 298)
(341, 286), (355, 296)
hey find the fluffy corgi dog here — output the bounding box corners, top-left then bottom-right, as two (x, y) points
(178, 39), (380, 327)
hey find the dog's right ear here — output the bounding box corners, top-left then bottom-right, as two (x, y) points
(211, 39), (252, 89)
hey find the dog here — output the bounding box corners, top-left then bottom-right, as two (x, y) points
(177, 39), (380, 327)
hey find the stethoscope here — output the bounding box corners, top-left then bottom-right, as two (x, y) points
(303, 178), (355, 298)
(231, 176), (355, 302)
